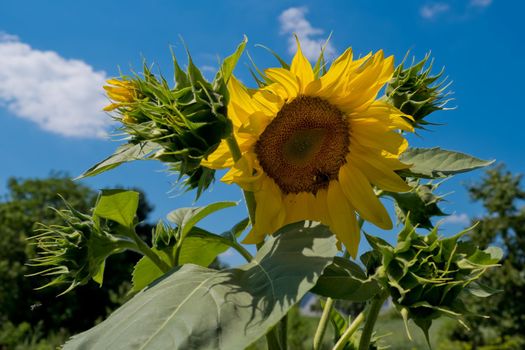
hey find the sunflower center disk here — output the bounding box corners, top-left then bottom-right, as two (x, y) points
(255, 96), (350, 194)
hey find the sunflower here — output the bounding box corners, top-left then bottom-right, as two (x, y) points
(202, 43), (413, 256)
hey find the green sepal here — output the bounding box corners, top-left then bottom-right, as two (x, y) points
(213, 35), (248, 100)
(78, 141), (162, 180)
(385, 179), (447, 229)
(365, 218), (502, 347)
(386, 52), (452, 130)
(27, 197), (136, 294)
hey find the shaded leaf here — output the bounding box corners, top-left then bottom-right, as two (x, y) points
(64, 222), (338, 350)
(312, 257), (380, 302)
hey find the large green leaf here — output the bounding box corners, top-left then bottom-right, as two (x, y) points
(311, 257), (380, 302)
(64, 222), (337, 350)
(93, 190), (139, 229)
(78, 141), (161, 179)
(166, 201), (237, 242)
(398, 147), (494, 179)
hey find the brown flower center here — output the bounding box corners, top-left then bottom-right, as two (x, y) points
(255, 96), (350, 194)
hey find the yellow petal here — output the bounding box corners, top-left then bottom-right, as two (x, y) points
(351, 125), (407, 155)
(305, 48), (353, 96)
(349, 151), (410, 192)
(221, 153), (263, 191)
(265, 68), (299, 100)
(338, 163), (392, 230)
(200, 140), (234, 169)
(290, 37), (315, 92)
(283, 192), (310, 224)
(228, 76), (258, 116)
(326, 180), (361, 257)
(243, 178), (285, 244)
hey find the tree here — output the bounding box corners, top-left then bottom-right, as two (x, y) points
(0, 174), (154, 347)
(442, 165), (525, 349)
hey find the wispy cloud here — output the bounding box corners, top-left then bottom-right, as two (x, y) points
(420, 3), (451, 19)
(470, 0), (492, 8)
(441, 213), (470, 225)
(0, 33), (112, 138)
(278, 7), (335, 61)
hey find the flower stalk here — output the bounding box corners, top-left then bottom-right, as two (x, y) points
(332, 311), (366, 350)
(358, 291), (388, 350)
(313, 297), (334, 350)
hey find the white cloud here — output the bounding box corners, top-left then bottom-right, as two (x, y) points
(420, 3), (451, 19)
(441, 213), (470, 225)
(0, 33), (112, 138)
(279, 7), (336, 61)
(470, 0), (492, 7)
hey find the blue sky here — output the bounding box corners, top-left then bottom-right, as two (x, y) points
(1, 0), (523, 266)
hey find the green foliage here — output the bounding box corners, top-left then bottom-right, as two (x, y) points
(64, 222), (338, 350)
(444, 165), (525, 348)
(398, 147), (494, 179)
(78, 141), (162, 179)
(94, 189), (140, 229)
(386, 179), (446, 229)
(165, 201), (237, 243)
(386, 53), (451, 130)
(364, 219), (501, 346)
(131, 203), (245, 292)
(312, 257), (380, 302)
(0, 175), (153, 348)
(28, 190), (149, 292)
(81, 37), (248, 198)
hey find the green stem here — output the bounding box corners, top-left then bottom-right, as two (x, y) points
(279, 315), (288, 350)
(129, 229), (170, 273)
(313, 297), (334, 350)
(332, 312), (365, 350)
(266, 328), (282, 350)
(358, 291), (388, 350)
(230, 240), (254, 262)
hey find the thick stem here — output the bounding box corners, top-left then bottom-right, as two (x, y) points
(129, 229), (170, 273)
(266, 328), (282, 350)
(358, 292), (388, 350)
(230, 240), (254, 262)
(279, 315), (288, 350)
(332, 312), (365, 350)
(313, 297), (334, 350)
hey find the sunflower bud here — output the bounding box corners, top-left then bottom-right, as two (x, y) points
(28, 201), (133, 294)
(364, 220), (501, 343)
(386, 53), (452, 130)
(103, 53), (234, 197)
